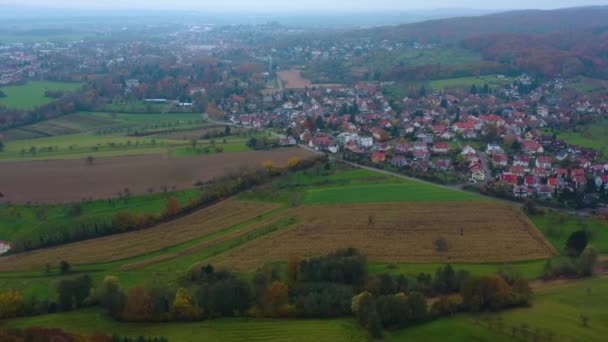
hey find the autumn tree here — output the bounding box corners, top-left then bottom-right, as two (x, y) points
(122, 287), (153, 322)
(0, 289), (24, 318)
(164, 196), (182, 218)
(286, 256), (301, 288)
(460, 275), (512, 312)
(262, 281), (288, 316)
(95, 276), (126, 319)
(286, 157), (300, 170)
(172, 288), (202, 321)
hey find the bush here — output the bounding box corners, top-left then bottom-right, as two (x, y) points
(566, 230), (588, 257)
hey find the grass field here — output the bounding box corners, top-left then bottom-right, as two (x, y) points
(531, 212), (608, 255)
(302, 182), (480, 204)
(544, 120), (608, 156)
(366, 48), (481, 73)
(567, 77), (608, 92)
(0, 188), (203, 242)
(0, 81), (81, 109)
(1, 309), (366, 342)
(428, 75), (514, 90)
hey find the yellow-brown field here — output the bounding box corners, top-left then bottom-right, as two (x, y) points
(0, 200), (282, 271)
(212, 202), (557, 271)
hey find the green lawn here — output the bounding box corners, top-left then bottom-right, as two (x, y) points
(531, 212), (608, 254)
(545, 120), (608, 156)
(302, 182), (481, 205)
(386, 316), (510, 342)
(0, 188), (203, 242)
(0, 81), (81, 109)
(1, 309), (366, 342)
(429, 75), (514, 91)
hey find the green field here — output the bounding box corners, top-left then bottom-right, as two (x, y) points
(531, 212), (608, 255)
(0, 81), (81, 109)
(1, 309), (366, 342)
(0, 188), (203, 242)
(302, 182), (481, 204)
(545, 120), (608, 156)
(428, 75), (514, 90)
(567, 77), (608, 92)
(366, 48), (481, 73)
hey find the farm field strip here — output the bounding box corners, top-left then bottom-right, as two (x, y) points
(0, 200), (282, 271)
(119, 207), (291, 271)
(0, 148), (315, 203)
(214, 202), (556, 271)
(154, 215), (299, 272)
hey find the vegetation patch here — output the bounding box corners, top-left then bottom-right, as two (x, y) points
(0, 81), (81, 109)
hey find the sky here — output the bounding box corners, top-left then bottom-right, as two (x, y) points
(2, 0), (608, 12)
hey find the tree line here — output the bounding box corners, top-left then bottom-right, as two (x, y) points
(8, 156), (324, 253)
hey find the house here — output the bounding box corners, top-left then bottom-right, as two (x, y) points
(537, 185), (554, 199)
(433, 142), (450, 154)
(492, 154), (509, 167)
(513, 155), (531, 167)
(535, 156), (553, 169)
(436, 159), (452, 171)
(395, 143), (410, 154)
(413, 150), (430, 160)
(509, 166), (526, 177)
(413, 141), (428, 152)
(371, 128), (390, 141)
(372, 151), (386, 163)
(555, 168), (568, 178)
(487, 144), (505, 155)
(0, 240), (9, 255)
(532, 168), (548, 177)
(525, 175), (541, 187)
(280, 137), (297, 146)
(513, 185), (531, 198)
(391, 156), (409, 167)
(521, 140), (544, 155)
(501, 174), (519, 185)
(309, 136), (331, 150)
(471, 169), (486, 182)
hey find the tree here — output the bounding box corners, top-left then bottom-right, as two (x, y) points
(286, 256), (301, 288)
(286, 157), (300, 170)
(172, 288), (202, 321)
(164, 196), (182, 217)
(434, 238), (448, 253)
(57, 275), (92, 311)
(224, 125), (231, 136)
(577, 246), (598, 277)
(263, 281), (288, 316)
(95, 276), (126, 318)
(566, 230), (588, 257)
(60, 260), (71, 274)
(0, 140), (4, 152)
(262, 160), (274, 172)
(85, 156), (94, 165)
(460, 276), (511, 312)
(122, 287), (152, 321)
(0, 289), (24, 318)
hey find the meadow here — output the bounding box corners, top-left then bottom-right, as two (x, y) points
(0, 81), (81, 109)
(545, 119), (608, 156)
(2, 309), (366, 342)
(428, 75), (514, 90)
(531, 212), (608, 254)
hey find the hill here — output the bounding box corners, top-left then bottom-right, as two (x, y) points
(351, 6), (608, 43)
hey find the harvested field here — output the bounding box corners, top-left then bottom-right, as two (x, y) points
(0, 200), (282, 271)
(278, 70), (312, 89)
(0, 148), (314, 203)
(213, 202), (557, 271)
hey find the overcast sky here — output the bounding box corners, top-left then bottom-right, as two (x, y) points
(2, 0), (608, 11)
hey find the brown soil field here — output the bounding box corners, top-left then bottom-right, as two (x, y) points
(0, 200), (282, 271)
(0, 148), (313, 203)
(212, 202), (557, 271)
(278, 70), (312, 89)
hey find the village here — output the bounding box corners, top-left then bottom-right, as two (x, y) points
(225, 75), (608, 209)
